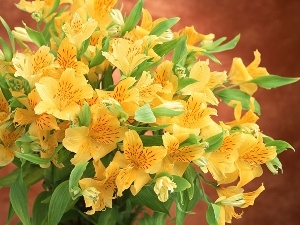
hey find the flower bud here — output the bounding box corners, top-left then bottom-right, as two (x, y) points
(154, 176), (177, 202)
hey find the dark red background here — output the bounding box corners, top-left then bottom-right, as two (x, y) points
(0, 0), (299, 224)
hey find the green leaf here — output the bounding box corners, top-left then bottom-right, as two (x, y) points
(97, 207), (118, 225)
(134, 104), (156, 123)
(14, 143), (63, 165)
(205, 132), (224, 153)
(25, 26), (46, 46)
(248, 74), (300, 89)
(153, 35), (186, 56)
(0, 16), (15, 53)
(69, 161), (88, 199)
(149, 17), (180, 36)
(32, 192), (50, 225)
(266, 157), (283, 175)
(131, 58), (163, 79)
(265, 140), (294, 154)
(140, 135), (163, 146)
(200, 51), (221, 64)
(134, 185), (170, 215)
(0, 37), (13, 61)
(182, 165), (197, 200)
(48, 180), (72, 225)
(128, 124), (169, 132)
(172, 175), (191, 192)
(9, 172), (31, 225)
(206, 203), (221, 225)
(122, 0), (144, 35)
(215, 88), (261, 114)
(89, 37), (110, 68)
(0, 167), (20, 187)
(45, 0), (60, 18)
(77, 102), (91, 127)
(172, 35), (187, 66)
(206, 34), (240, 53)
(152, 107), (184, 117)
(177, 77), (198, 90)
(139, 212), (168, 225)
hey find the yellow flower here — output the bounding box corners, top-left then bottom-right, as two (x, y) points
(62, 104), (127, 165)
(0, 89), (10, 125)
(55, 38), (89, 76)
(204, 132), (243, 184)
(12, 46), (55, 88)
(216, 184), (265, 225)
(113, 130), (166, 196)
(34, 68), (93, 120)
(154, 176), (177, 202)
(13, 89), (59, 159)
(236, 133), (277, 187)
(79, 160), (119, 214)
(153, 60), (178, 100)
(157, 132), (205, 176)
(85, 0), (117, 29)
(96, 77), (139, 116)
(134, 71), (162, 105)
(0, 126), (24, 166)
(171, 93), (217, 135)
(62, 12), (98, 49)
(228, 50), (269, 95)
(102, 38), (149, 77)
(180, 60), (219, 105)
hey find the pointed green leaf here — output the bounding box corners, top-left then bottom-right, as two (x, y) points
(134, 185), (170, 215)
(0, 16), (15, 53)
(48, 180), (72, 225)
(122, 0), (144, 35)
(206, 203), (221, 225)
(265, 140), (294, 154)
(97, 207), (118, 225)
(215, 88), (261, 114)
(266, 157), (283, 175)
(89, 37), (110, 68)
(0, 37), (13, 61)
(32, 192), (50, 225)
(248, 74), (300, 89)
(149, 17), (180, 36)
(9, 172), (31, 225)
(153, 35), (186, 56)
(45, 0), (60, 18)
(173, 175), (191, 192)
(205, 132), (224, 153)
(77, 102), (91, 127)
(172, 35), (187, 66)
(140, 135), (163, 146)
(152, 107), (184, 117)
(177, 77), (198, 90)
(200, 51), (221, 64)
(134, 104), (156, 123)
(206, 34), (240, 53)
(69, 161), (88, 199)
(25, 26), (46, 46)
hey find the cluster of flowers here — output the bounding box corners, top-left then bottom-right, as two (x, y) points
(0, 0), (297, 224)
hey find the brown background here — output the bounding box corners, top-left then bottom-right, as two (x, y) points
(0, 0), (299, 224)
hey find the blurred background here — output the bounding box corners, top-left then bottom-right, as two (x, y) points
(0, 0), (299, 224)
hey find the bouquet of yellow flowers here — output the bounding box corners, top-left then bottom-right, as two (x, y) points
(0, 0), (298, 224)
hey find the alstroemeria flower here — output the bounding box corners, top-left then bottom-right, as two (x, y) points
(102, 38), (149, 77)
(235, 133), (277, 187)
(0, 89), (10, 125)
(96, 77), (139, 116)
(12, 46), (55, 88)
(79, 160), (119, 214)
(63, 104), (127, 165)
(114, 130), (166, 196)
(62, 12), (98, 49)
(34, 68), (93, 120)
(228, 50), (269, 95)
(156, 132), (205, 176)
(55, 38), (89, 76)
(216, 185), (265, 225)
(0, 126), (24, 166)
